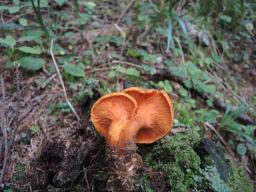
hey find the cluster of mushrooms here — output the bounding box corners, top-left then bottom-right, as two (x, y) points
(91, 87), (174, 191)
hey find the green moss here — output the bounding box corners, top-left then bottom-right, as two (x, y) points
(228, 164), (254, 192)
(134, 174), (154, 192)
(145, 131), (202, 192)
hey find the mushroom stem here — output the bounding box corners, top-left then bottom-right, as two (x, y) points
(118, 118), (144, 148)
(107, 118), (144, 148)
(107, 119), (129, 146)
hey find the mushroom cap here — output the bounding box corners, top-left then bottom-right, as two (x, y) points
(124, 87), (174, 144)
(91, 92), (137, 138)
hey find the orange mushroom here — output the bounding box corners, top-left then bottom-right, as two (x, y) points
(123, 87), (174, 144)
(91, 92), (137, 146)
(91, 87), (174, 148)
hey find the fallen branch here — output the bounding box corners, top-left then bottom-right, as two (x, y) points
(153, 69), (256, 125)
(50, 39), (80, 121)
(0, 75), (8, 187)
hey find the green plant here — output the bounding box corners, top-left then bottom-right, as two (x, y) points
(195, 0), (246, 29)
(0, 33), (46, 71)
(220, 106), (256, 157)
(169, 62), (218, 94)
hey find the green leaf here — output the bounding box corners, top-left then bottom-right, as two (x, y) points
(31, 0), (49, 8)
(128, 49), (140, 58)
(83, 2), (96, 12)
(0, 35), (16, 49)
(142, 64), (156, 75)
(18, 57), (45, 71)
(18, 18), (28, 26)
(158, 80), (173, 93)
(76, 13), (91, 25)
(179, 88), (188, 97)
(205, 110), (218, 124)
(55, 0), (66, 6)
(137, 50), (158, 63)
(17, 46), (42, 54)
(117, 66), (140, 78)
(13, 0), (20, 5)
(125, 68), (140, 77)
(204, 84), (217, 94)
(19, 29), (44, 42)
(52, 43), (67, 55)
(170, 67), (186, 78)
(236, 143), (247, 156)
(0, 6), (9, 11)
(64, 63), (85, 77)
(8, 6), (20, 14)
(219, 14), (232, 23)
(186, 62), (201, 76)
(108, 70), (117, 78)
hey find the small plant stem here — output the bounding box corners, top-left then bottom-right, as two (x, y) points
(50, 40), (80, 121)
(74, 0), (80, 13)
(30, 0), (49, 39)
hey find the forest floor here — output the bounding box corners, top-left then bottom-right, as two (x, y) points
(0, 0), (256, 192)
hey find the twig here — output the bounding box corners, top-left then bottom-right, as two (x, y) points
(6, 13), (27, 23)
(116, 0), (135, 25)
(86, 67), (112, 74)
(204, 122), (234, 157)
(50, 40), (80, 121)
(113, 24), (127, 55)
(83, 167), (91, 192)
(148, 0), (160, 13)
(0, 76), (8, 187)
(0, 10), (5, 23)
(111, 60), (143, 69)
(9, 65), (20, 149)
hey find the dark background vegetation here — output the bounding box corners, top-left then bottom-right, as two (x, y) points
(0, 0), (255, 191)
